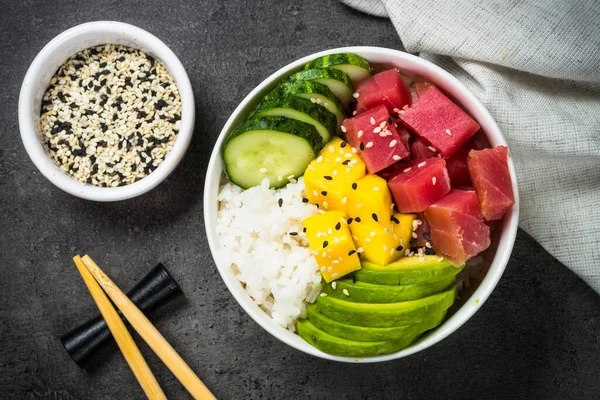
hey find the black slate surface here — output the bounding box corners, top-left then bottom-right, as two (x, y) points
(1, 1), (599, 399)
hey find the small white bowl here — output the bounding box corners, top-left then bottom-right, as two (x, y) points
(19, 21), (195, 201)
(204, 47), (519, 362)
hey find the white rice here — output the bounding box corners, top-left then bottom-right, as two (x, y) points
(216, 177), (322, 331)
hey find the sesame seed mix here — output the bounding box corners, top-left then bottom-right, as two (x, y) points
(40, 44), (181, 187)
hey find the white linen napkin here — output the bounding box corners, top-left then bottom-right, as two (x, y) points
(342, 0), (600, 292)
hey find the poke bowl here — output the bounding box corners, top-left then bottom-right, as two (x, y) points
(204, 46), (519, 362)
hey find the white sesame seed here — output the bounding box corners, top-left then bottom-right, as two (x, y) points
(365, 237), (371, 242)
(329, 145), (334, 153)
(373, 186), (380, 191)
(343, 289), (350, 296)
(340, 125), (347, 133)
(328, 266), (333, 272)
(320, 292), (328, 297)
(320, 266), (326, 272)
(331, 281), (337, 289)
(428, 146), (437, 152)
(357, 130), (363, 138)
(351, 147), (357, 154)
(342, 196), (347, 204)
(317, 155), (323, 162)
(331, 272), (339, 278)
(403, 167), (411, 173)
(446, 129), (452, 136)
(408, 251), (415, 257)
(412, 232), (418, 239)
(370, 117), (376, 125)
(287, 174), (295, 180)
(353, 92), (359, 98)
(313, 190), (318, 197)
(373, 126), (382, 133)
(332, 260), (339, 264)
(259, 167), (268, 173)
(365, 142), (374, 148)
(425, 242), (432, 248)
(277, 175), (283, 181)
(352, 110), (357, 115)
(310, 97), (317, 103)
(438, 257), (444, 262)
(418, 161), (427, 168)
(393, 108), (401, 113)
(389, 140), (397, 147)
(432, 176), (437, 185)
(370, 231), (376, 237)
(323, 201), (329, 209)
(335, 157), (342, 162)
(332, 170), (338, 176)
(393, 155), (401, 161)
(357, 247), (364, 253)
(328, 228), (332, 234)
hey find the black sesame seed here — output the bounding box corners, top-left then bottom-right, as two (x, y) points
(388, 117), (393, 125)
(340, 141), (347, 148)
(425, 247), (436, 255)
(303, 227), (306, 233)
(391, 113), (399, 119)
(342, 160), (351, 165)
(335, 222), (341, 230)
(347, 217), (353, 225)
(99, 62), (107, 68)
(106, 86), (111, 94)
(57, 92), (67, 103)
(155, 99), (167, 110)
(348, 250), (356, 256)
(355, 217), (361, 223)
(289, 231), (298, 236)
(359, 142), (365, 151)
(372, 213), (378, 222)
(324, 175), (332, 180)
(138, 111), (148, 119)
(278, 198), (283, 207)
(396, 246), (403, 252)
(321, 191), (327, 196)
(423, 232), (431, 240)
(161, 82), (170, 88)
(352, 183), (358, 190)
(390, 215), (400, 224)
(85, 109), (94, 116)
(118, 56), (125, 62)
(302, 197), (309, 203)
(69, 103), (78, 109)
(323, 241), (329, 248)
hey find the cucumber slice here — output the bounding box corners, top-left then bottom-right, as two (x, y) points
(224, 117), (323, 189)
(304, 53), (372, 85)
(252, 96), (336, 144)
(286, 68), (354, 110)
(264, 81), (346, 131)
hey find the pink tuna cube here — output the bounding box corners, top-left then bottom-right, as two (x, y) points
(355, 69), (411, 115)
(343, 105), (409, 174)
(410, 139), (437, 161)
(424, 189), (491, 265)
(467, 146), (515, 221)
(400, 86), (480, 158)
(387, 157), (451, 213)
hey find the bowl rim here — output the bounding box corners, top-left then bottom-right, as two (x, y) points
(204, 46), (520, 362)
(18, 21), (195, 202)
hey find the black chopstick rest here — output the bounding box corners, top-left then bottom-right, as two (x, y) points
(60, 263), (182, 367)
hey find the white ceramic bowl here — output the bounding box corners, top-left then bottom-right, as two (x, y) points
(19, 21), (195, 201)
(204, 47), (519, 362)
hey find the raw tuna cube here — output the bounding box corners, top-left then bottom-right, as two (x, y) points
(355, 69), (411, 114)
(413, 212), (432, 248)
(424, 189), (491, 265)
(400, 86), (480, 158)
(343, 105), (409, 174)
(410, 139), (437, 161)
(446, 146), (472, 187)
(397, 126), (412, 151)
(414, 82), (431, 98)
(387, 157), (451, 213)
(467, 146), (515, 221)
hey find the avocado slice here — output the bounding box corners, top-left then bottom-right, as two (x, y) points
(316, 285), (455, 327)
(353, 255), (464, 285)
(296, 318), (419, 357)
(307, 304), (447, 342)
(322, 276), (456, 303)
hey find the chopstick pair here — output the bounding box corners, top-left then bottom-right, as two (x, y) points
(73, 255), (215, 400)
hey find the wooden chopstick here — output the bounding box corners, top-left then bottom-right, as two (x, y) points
(81, 255), (216, 400)
(73, 255), (166, 400)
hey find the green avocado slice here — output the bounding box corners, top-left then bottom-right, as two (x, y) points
(307, 304), (447, 342)
(296, 318), (419, 357)
(315, 285), (456, 327)
(322, 276), (456, 303)
(353, 255), (464, 285)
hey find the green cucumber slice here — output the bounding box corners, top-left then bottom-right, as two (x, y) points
(315, 285), (456, 327)
(286, 68), (354, 110)
(224, 117), (323, 189)
(322, 276), (456, 303)
(252, 96), (335, 144)
(297, 318), (419, 357)
(353, 256), (464, 285)
(264, 80), (346, 131)
(307, 304), (446, 342)
(304, 53), (372, 85)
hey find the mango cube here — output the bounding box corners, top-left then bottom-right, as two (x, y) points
(303, 211), (361, 282)
(392, 213), (416, 254)
(346, 174), (393, 225)
(304, 138), (366, 215)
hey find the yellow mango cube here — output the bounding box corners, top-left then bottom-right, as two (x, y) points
(392, 213), (416, 254)
(303, 211), (361, 282)
(304, 138), (366, 215)
(346, 174), (393, 226)
(349, 220), (400, 266)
